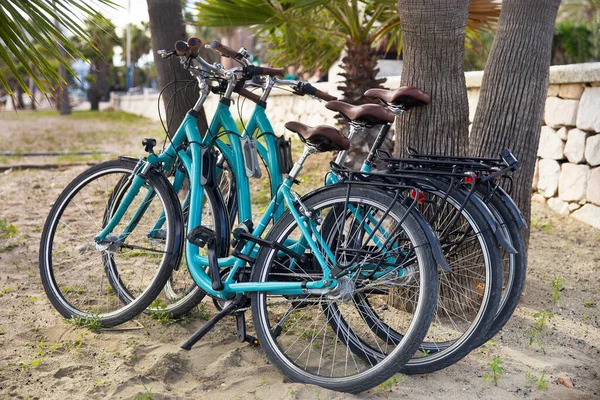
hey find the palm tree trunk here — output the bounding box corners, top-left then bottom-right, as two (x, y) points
(89, 66), (100, 111)
(338, 39), (386, 106)
(395, 0), (470, 157)
(469, 0), (561, 245)
(14, 85), (24, 109)
(29, 76), (36, 110)
(98, 61), (110, 102)
(147, 0), (208, 138)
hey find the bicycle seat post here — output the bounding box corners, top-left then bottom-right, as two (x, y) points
(287, 145), (318, 183)
(333, 122), (365, 166)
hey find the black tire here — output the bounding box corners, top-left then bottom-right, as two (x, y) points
(250, 185), (438, 393)
(102, 159), (230, 318)
(39, 159), (184, 327)
(321, 181), (503, 374)
(475, 189), (527, 344)
(400, 182), (503, 373)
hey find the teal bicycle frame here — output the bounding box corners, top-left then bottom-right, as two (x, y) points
(95, 81), (338, 300)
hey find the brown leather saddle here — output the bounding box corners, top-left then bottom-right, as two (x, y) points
(284, 122), (350, 152)
(325, 101), (394, 126)
(364, 86), (430, 109)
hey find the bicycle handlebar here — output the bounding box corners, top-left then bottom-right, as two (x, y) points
(241, 65), (285, 78)
(187, 37), (203, 57)
(235, 87), (261, 104)
(174, 37), (203, 57)
(279, 80), (337, 101)
(301, 83), (337, 101)
(174, 40), (190, 56)
(211, 40), (239, 59)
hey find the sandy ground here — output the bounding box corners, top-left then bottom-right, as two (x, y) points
(0, 111), (598, 399)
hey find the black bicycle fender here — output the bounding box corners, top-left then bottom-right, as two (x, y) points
(496, 187), (527, 229)
(470, 194), (518, 254)
(421, 220), (451, 271)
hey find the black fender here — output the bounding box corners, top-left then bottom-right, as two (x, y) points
(118, 155), (230, 258)
(495, 187), (527, 229)
(409, 208), (451, 271)
(468, 193), (518, 254)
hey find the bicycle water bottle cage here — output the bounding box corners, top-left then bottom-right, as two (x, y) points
(240, 137), (262, 178)
(200, 147), (218, 189)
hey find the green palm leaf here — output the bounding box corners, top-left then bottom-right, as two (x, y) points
(196, 0), (500, 73)
(0, 0), (117, 96)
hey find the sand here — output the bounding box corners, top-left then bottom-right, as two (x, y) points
(0, 111), (598, 399)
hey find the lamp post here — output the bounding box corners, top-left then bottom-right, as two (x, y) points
(126, 0), (132, 90)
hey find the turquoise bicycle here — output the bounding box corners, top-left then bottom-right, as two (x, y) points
(39, 38), (441, 392)
(91, 39), (514, 375)
(146, 40), (512, 375)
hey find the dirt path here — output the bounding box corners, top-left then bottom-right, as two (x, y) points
(0, 111), (598, 399)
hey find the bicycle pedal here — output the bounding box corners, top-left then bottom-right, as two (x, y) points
(187, 225), (216, 247)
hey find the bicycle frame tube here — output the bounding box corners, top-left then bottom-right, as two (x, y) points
(166, 109), (336, 298)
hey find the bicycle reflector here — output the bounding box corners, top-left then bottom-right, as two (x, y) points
(410, 189), (426, 205)
(463, 172), (477, 185)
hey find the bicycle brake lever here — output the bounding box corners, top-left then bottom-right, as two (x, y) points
(158, 49), (176, 59)
(291, 82), (306, 96)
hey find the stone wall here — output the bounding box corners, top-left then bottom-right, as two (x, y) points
(112, 63), (600, 229)
(533, 68), (600, 229)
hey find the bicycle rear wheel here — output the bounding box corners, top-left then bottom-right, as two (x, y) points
(475, 189), (527, 344)
(322, 181), (503, 374)
(250, 185), (438, 393)
(39, 159), (183, 327)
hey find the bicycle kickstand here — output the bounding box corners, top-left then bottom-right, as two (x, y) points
(180, 294), (246, 350)
(235, 311), (259, 346)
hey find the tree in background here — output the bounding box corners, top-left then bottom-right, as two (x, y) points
(73, 15), (120, 111)
(0, 0), (116, 104)
(551, 0), (600, 64)
(121, 22), (152, 87)
(197, 0), (402, 105)
(147, 0), (210, 138)
(396, 0), (561, 243)
(558, 0), (600, 59)
(197, 0), (499, 105)
(395, 0), (473, 157)
(470, 0), (561, 241)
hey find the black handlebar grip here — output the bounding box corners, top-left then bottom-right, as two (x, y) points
(303, 83), (337, 101)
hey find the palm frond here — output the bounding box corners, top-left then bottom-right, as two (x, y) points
(195, 0), (501, 73)
(0, 0), (117, 96)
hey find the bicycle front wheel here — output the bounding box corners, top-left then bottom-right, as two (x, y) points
(39, 159), (183, 327)
(250, 185), (438, 393)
